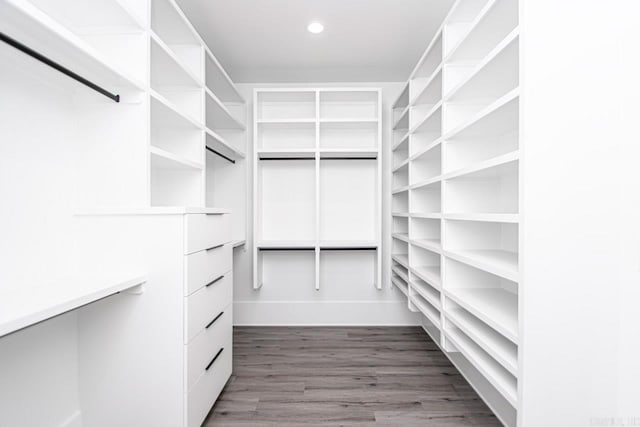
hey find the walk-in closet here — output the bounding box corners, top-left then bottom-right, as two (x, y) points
(1, 0), (639, 426)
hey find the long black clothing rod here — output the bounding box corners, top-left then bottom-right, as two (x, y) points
(206, 146), (236, 164)
(0, 32), (120, 103)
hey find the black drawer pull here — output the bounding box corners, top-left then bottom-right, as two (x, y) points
(206, 243), (224, 251)
(206, 275), (224, 287)
(206, 311), (224, 329)
(206, 348), (224, 371)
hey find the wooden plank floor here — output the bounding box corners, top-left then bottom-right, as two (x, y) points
(203, 326), (501, 426)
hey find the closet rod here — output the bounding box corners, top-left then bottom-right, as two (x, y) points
(259, 157), (315, 161)
(206, 146), (236, 164)
(321, 247), (377, 251)
(259, 247), (314, 251)
(0, 32), (120, 103)
(259, 157), (376, 161)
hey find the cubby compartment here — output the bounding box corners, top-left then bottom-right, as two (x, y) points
(410, 102), (442, 135)
(444, 93), (518, 173)
(392, 191), (409, 214)
(444, 257), (518, 343)
(392, 217), (409, 240)
(150, 162), (203, 207)
(411, 68), (442, 109)
(446, 298), (517, 375)
(27, 0), (147, 84)
(150, 94), (203, 165)
(444, 160), (518, 215)
(257, 122), (315, 150)
(410, 244), (441, 288)
(410, 131), (440, 159)
(257, 160), (316, 243)
(392, 132), (410, 168)
(392, 163), (409, 190)
(320, 121), (378, 150)
(392, 260), (409, 297)
(411, 143), (441, 184)
(442, 0), (490, 57)
(411, 276), (442, 309)
(151, 0), (203, 83)
(444, 219), (518, 280)
(392, 239), (409, 268)
(410, 182), (441, 214)
(319, 160), (377, 243)
(205, 52), (244, 103)
(411, 217), (441, 252)
(447, 0), (519, 64)
(409, 33), (442, 103)
(444, 323), (517, 406)
(319, 90), (378, 121)
(443, 33), (519, 131)
(150, 37), (203, 123)
(409, 288), (441, 328)
(257, 91), (316, 121)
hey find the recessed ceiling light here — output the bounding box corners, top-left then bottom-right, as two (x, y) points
(307, 22), (324, 34)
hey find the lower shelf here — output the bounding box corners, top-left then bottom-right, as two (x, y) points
(445, 328), (518, 407)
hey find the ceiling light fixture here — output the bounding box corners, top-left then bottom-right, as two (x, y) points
(307, 22), (324, 34)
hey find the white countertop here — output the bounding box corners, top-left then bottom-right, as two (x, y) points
(0, 274), (146, 338)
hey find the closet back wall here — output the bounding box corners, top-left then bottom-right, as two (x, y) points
(233, 82), (419, 326)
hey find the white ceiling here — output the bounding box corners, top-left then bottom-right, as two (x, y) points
(176, 0), (454, 83)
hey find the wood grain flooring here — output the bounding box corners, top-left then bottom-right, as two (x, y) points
(203, 327), (501, 426)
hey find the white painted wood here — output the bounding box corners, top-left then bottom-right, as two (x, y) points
(184, 273), (232, 342)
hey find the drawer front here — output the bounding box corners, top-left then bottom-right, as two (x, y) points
(184, 214), (231, 255)
(186, 330), (232, 427)
(185, 304), (232, 390)
(184, 243), (232, 296)
(184, 273), (233, 343)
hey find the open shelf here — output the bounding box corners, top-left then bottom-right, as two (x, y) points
(443, 213), (519, 223)
(1, 0), (146, 94)
(257, 121), (315, 150)
(411, 66), (443, 107)
(319, 90), (379, 121)
(446, 0), (519, 65)
(410, 102), (443, 134)
(151, 0), (203, 84)
(411, 265), (441, 290)
(257, 90), (316, 121)
(410, 292), (441, 328)
(392, 275), (409, 297)
(319, 241), (378, 250)
(441, 0), (489, 57)
(150, 146), (203, 170)
(443, 30), (519, 132)
(444, 160), (518, 215)
(411, 277), (442, 310)
(445, 258), (518, 342)
(206, 128), (245, 161)
(392, 254), (409, 269)
(410, 181), (441, 214)
(446, 249), (518, 282)
(394, 106), (410, 130)
(392, 82), (410, 110)
(410, 32), (442, 99)
(445, 326), (517, 407)
(411, 143), (441, 183)
(447, 304), (517, 375)
(392, 233), (410, 243)
(320, 121), (378, 150)
(205, 88), (245, 130)
(205, 50), (244, 103)
(444, 93), (518, 173)
(257, 149), (315, 160)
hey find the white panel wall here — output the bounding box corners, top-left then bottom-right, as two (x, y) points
(233, 82), (419, 325)
(520, 1), (640, 425)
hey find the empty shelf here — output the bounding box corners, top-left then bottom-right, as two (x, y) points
(0, 274), (146, 338)
(150, 146), (203, 170)
(410, 293), (441, 328)
(257, 241), (315, 250)
(446, 287), (518, 343)
(205, 88), (245, 130)
(411, 238), (441, 253)
(445, 249), (518, 282)
(392, 254), (409, 268)
(411, 266), (441, 289)
(447, 307), (518, 375)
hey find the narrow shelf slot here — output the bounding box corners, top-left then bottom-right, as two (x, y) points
(445, 325), (517, 407)
(411, 244), (442, 288)
(445, 258), (518, 343)
(409, 291), (441, 328)
(446, 303), (518, 375)
(411, 277), (442, 309)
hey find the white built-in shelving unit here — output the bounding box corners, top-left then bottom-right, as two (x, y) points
(253, 88), (382, 290)
(390, 0), (520, 425)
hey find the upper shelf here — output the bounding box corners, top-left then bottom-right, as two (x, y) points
(205, 50), (244, 103)
(0, 273), (146, 338)
(205, 88), (246, 131)
(0, 0), (145, 93)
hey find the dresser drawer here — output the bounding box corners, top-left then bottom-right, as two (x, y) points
(184, 273), (232, 343)
(186, 330), (232, 427)
(184, 214), (231, 255)
(184, 243), (232, 296)
(185, 304), (231, 390)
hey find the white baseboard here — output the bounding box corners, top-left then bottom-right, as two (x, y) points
(59, 411), (82, 427)
(233, 300), (420, 326)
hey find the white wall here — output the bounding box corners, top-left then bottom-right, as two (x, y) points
(520, 1), (640, 425)
(0, 43), (82, 427)
(233, 82), (419, 325)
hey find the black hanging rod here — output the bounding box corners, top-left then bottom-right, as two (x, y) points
(206, 146), (236, 164)
(259, 157), (376, 161)
(259, 247), (315, 251)
(321, 247), (377, 251)
(0, 32), (120, 103)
